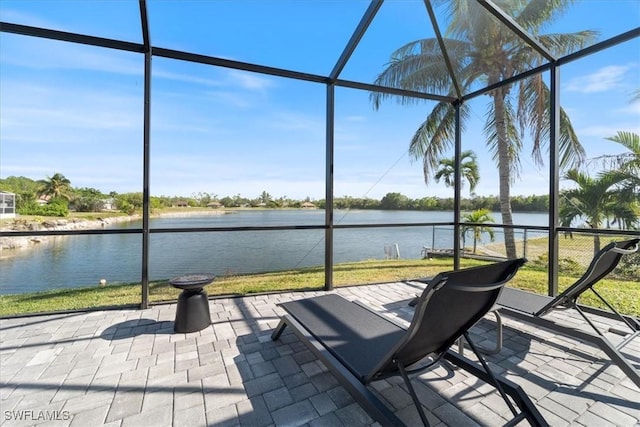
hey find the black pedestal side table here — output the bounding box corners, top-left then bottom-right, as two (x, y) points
(169, 274), (214, 333)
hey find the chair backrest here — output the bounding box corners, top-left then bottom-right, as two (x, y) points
(371, 258), (526, 379)
(537, 238), (639, 315)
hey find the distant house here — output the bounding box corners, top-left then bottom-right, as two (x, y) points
(102, 198), (117, 211)
(175, 200), (189, 207)
(301, 202), (316, 209)
(207, 201), (223, 209)
(0, 191), (16, 219)
(37, 195), (51, 206)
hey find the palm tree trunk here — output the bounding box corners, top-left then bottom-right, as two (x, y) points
(594, 233), (600, 257)
(493, 93), (518, 259)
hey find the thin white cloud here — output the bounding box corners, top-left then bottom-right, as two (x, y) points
(1, 34), (142, 75)
(1, 80), (142, 146)
(0, 9), (61, 29)
(614, 100), (640, 116)
(1, 36), (275, 95)
(335, 144), (367, 151)
(147, 152), (327, 198)
(261, 111), (324, 133)
(564, 64), (634, 93)
(1, 152), (143, 192)
(150, 66), (276, 112)
(153, 69), (224, 87)
(579, 124), (640, 139)
(227, 70), (275, 91)
(0, 164), (56, 177)
(204, 91), (254, 108)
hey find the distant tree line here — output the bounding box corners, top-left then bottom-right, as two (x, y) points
(0, 175), (551, 216)
(318, 193), (549, 212)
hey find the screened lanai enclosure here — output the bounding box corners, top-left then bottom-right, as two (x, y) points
(0, 0), (638, 315)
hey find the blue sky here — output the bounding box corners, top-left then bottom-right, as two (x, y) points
(1, 0), (639, 201)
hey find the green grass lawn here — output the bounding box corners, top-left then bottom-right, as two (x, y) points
(1, 258), (637, 317)
(483, 233), (632, 268)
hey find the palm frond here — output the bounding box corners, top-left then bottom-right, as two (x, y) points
(605, 131), (640, 154)
(538, 31), (600, 56)
(409, 102), (462, 184)
(516, 76), (585, 170)
(517, 73), (546, 166)
(517, 0), (575, 32)
(370, 38), (467, 109)
(483, 97), (522, 182)
(558, 108), (585, 170)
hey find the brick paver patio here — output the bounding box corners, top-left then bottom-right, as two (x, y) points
(1, 281), (638, 426)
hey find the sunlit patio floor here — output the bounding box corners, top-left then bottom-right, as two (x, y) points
(1, 281), (639, 426)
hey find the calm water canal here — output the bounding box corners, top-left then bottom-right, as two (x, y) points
(0, 210), (548, 294)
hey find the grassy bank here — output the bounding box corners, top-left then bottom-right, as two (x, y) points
(482, 232), (635, 267)
(1, 258), (637, 317)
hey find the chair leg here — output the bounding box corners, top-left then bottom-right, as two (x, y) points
(457, 310), (503, 356)
(457, 337), (464, 356)
(396, 360), (430, 427)
(573, 303), (640, 354)
(589, 287), (640, 332)
(463, 331), (519, 418)
(485, 310), (503, 355)
(500, 306), (640, 389)
(271, 319), (288, 340)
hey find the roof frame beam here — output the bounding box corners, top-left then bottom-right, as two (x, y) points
(463, 63), (551, 102)
(152, 47), (329, 84)
(476, 0), (556, 62)
(329, 0), (382, 82)
(139, 0), (151, 49)
(557, 27), (640, 67)
(0, 20), (454, 103)
(336, 79), (455, 103)
(0, 22), (144, 53)
(423, 0), (462, 100)
(463, 28), (639, 103)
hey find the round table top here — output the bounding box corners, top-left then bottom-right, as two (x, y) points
(169, 274), (215, 290)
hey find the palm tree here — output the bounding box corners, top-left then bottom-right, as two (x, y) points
(461, 208), (495, 254)
(39, 173), (72, 200)
(434, 150), (479, 193)
(560, 169), (638, 255)
(259, 191), (272, 205)
(371, 0), (596, 259)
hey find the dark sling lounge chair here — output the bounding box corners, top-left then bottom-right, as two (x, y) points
(496, 238), (640, 388)
(272, 259), (548, 426)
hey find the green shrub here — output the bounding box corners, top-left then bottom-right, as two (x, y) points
(531, 252), (584, 275)
(17, 198), (69, 217)
(533, 248), (639, 280)
(73, 196), (105, 212)
(617, 250), (639, 279)
(118, 200), (136, 215)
